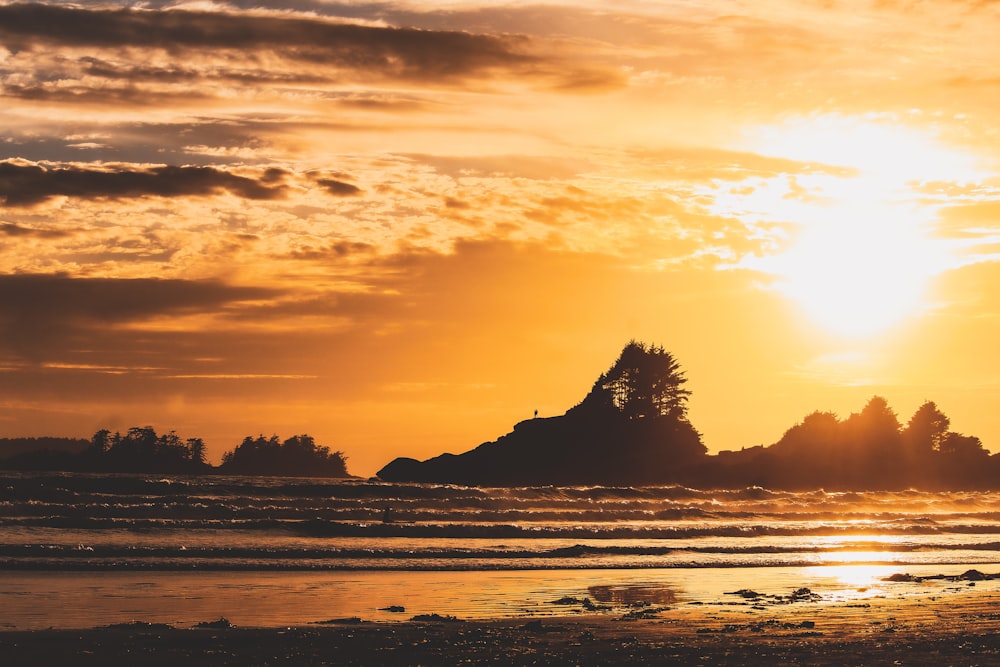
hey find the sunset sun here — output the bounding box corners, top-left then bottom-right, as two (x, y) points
(767, 203), (938, 338)
(736, 115), (983, 338)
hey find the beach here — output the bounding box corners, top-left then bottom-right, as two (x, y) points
(6, 473), (1000, 663)
(3, 584), (1000, 665)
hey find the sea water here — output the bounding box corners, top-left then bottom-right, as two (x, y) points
(1, 471), (998, 629)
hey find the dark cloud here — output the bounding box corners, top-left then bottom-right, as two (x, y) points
(316, 178), (362, 197)
(0, 222), (73, 239)
(0, 274), (278, 361)
(0, 4), (536, 81)
(443, 196), (471, 209)
(0, 56), (343, 108)
(286, 240), (376, 260)
(75, 56), (333, 86)
(0, 162), (289, 206)
(0, 119), (267, 166)
(0, 82), (217, 108)
(331, 93), (432, 112)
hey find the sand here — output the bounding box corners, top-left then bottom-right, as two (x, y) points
(2, 585), (1000, 665)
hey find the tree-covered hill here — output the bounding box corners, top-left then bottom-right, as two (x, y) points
(378, 341), (706, 485)
(379, 341), (1000, 490)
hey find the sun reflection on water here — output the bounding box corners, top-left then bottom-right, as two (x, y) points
(819, 564), (898, 594)
(802, 534), (911, 600)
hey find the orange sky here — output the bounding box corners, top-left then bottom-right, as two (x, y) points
(1, 0), (1000, 477)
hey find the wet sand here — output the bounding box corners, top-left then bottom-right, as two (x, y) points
(3, 586), (1000, 665)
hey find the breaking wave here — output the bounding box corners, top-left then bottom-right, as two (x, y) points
(3, 471), (1000, 571)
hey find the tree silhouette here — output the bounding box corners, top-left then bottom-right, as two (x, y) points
(89, 429), (112, 456)
(902, 401), (950, 456)
(187, 437), (207, 465)
(772, 410), (842, 456)
(843, 396), (901, 444)
(83, 426), (210, 473)
(220, 434), (348, 477)
(938, 432), (988, 460)
(592, 340), (691, 421)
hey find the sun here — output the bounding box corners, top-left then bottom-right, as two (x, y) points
(765, 201), (937, 338)
(730, 114), (982, 338)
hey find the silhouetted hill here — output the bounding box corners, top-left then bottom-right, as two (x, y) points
(379, 342), (1000, 490)
(379, 341), (707, 485)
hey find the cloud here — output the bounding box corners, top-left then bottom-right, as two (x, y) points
(72, 56), (332, 87)
(315, 178), (362, 197)
(0, 274), (279, 361)
(0, 4), (537, 82)
(405, 154), (593, 180)
(0, 222), (73, 239)
(283, 240), (376, 262)
(0, 117), (291, 166)
(0, 161), (289, 206)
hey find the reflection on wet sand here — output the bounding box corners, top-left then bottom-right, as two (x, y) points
(588, 582), (678, 606)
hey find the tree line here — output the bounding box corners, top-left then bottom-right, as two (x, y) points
(0, 427), (349, 477)
(3, 341), (998, 489)
(701, 396), (994, 490)
(379, 341), (1000, 490)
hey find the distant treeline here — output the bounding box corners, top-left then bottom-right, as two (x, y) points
(0, 427), (349, 478)
(697, 396), (996, 490)
(379, 341), (1000, 490)
(4, 342), (999, 489)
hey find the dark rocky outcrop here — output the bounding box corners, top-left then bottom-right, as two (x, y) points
(379, 341), (706, 485)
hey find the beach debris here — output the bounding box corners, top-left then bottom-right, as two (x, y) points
(721, 587), (822, 606)
(410, 613), (464, 623)
(546, 596), (610, 611)
(194, 617), (234, 629)
(883, 570), (1000, 584)
(549, 596), (584, 605)
(102, 621), (175, 631)
(618, 606), (670, 621)
(787, 587), (822, 603)
(582, 598), (611, 612)
(697, 619), (818, 634)
(521, 619), (568, 633)
(314, 617), (366, 625)
(725, 589), (762, 599)
(379, 605), (406, 613)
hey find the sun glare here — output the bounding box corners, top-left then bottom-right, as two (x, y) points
(731, 114), (983, 338)
(765, 204), (938, 338)
(819, 564), (899, 597)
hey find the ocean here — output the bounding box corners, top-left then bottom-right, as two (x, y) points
(2, 471), (999, 629)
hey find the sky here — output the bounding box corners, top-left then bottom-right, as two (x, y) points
(2, 0), (1000, 477)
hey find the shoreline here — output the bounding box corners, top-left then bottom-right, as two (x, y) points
(5, 564), (999, 631)
(3, 585), (1000, 665)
